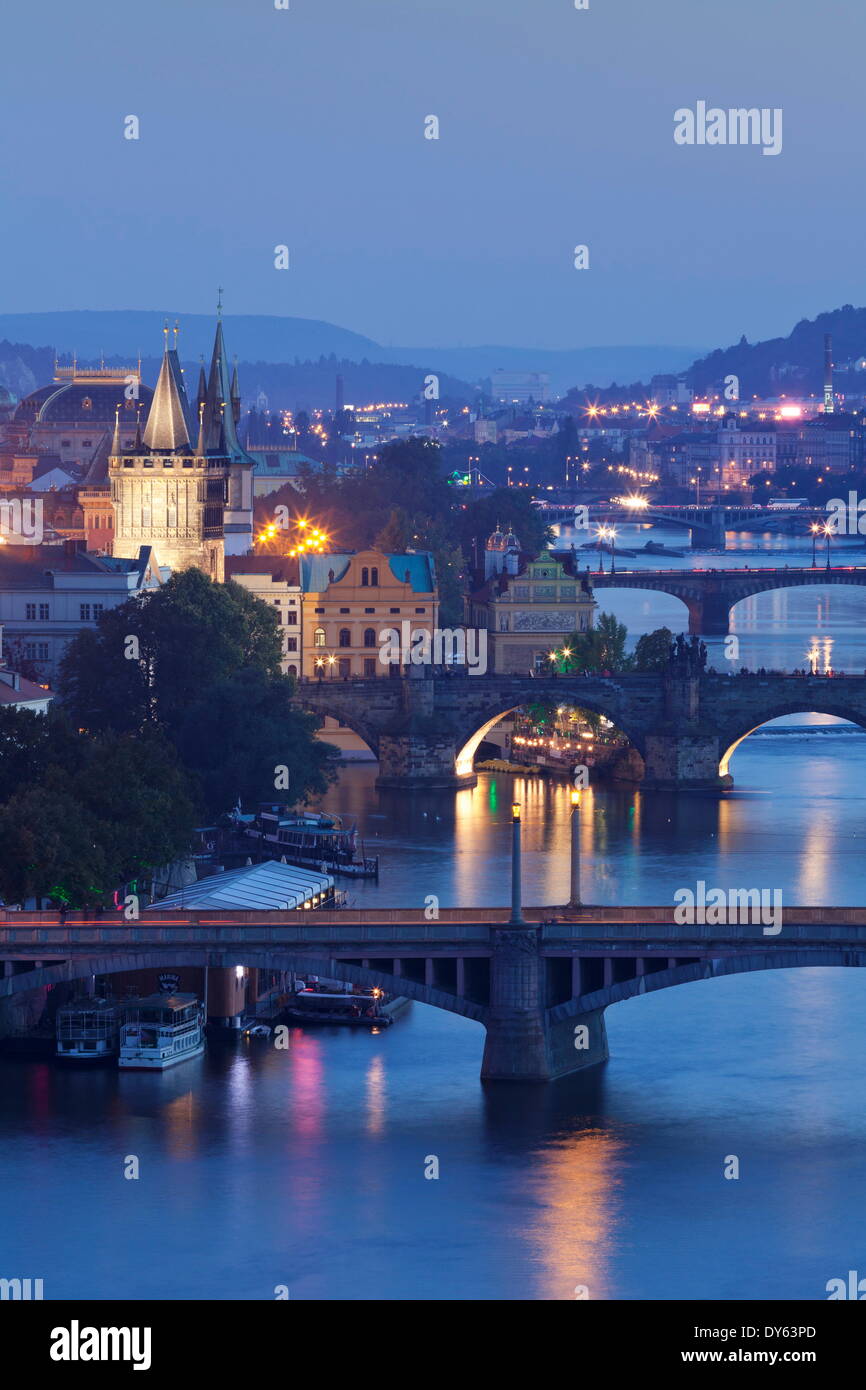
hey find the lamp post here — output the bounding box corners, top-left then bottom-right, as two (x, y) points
(608, 525), (617, 575)
(810, 522), (820, 569)
(569, 789), (581, 908)
(596, 525), (606, 574)
(824, 523), (833, 571)
(509, 802), (525, 925)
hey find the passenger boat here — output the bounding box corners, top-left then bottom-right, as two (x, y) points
(55, 998), (119, 1062)
(236, 803), (379, 879)
(283, 985), (393, 1028)
(118, 994), (205, 1070)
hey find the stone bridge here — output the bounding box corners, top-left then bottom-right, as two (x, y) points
(591, 563), (866, 635)
(4, 907), (866, 1082)
(298, 671), (866, 790)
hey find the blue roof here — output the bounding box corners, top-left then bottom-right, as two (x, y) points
(300, 552), (435, 594)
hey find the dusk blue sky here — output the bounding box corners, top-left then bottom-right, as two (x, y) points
(2, 0), (861, 350)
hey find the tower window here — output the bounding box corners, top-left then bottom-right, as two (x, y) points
(361, 567), (369, 586)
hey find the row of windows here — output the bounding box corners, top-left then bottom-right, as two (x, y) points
(314, 627), (380, 648)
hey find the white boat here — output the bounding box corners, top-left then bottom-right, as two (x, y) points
(55, 998), (119, 1062)
(118, 994), (205, 1070)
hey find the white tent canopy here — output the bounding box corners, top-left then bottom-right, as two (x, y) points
(154, 860), (334, 912)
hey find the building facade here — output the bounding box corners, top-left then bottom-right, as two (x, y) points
(225, 555), (302, 677)
(300, 548), (438, 759)
(466, 531), (596, 674)
(0, 542), (164, 686)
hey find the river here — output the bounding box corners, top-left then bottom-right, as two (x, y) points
(1, 527), (864, 1300)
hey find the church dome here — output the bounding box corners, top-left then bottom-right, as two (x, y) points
(486, 526), (505, 551)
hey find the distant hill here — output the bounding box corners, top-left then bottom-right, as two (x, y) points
(686, 305), (866, 398)
(0, 311), (702, 401)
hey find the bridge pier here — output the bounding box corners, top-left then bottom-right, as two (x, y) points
(642, 732), (731, 791)
(481, 927), (608, 1081)
(375, 733), (476, 789)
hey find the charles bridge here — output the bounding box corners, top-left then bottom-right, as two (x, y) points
(298, 670), (866, 790)
(3, 906), (866, 1082)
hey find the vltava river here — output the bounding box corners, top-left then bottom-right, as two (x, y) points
(2, 527), (865, 1300)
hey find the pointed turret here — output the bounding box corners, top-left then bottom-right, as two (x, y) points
(143, 333), (191, 452)
(230, 358), (241, 427)
(196, 400), (206, 456)
(110, 405), (123, 459)
(200, 319), (250, 460)
(134, 407), (143, 452)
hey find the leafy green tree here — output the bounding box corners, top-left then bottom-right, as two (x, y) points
(557, 612), (631, 673)
(60, 568), (283, 736)
(634, 627), (673, 672)
(0, 787), (108, 908)
(173, 669), (338, 818)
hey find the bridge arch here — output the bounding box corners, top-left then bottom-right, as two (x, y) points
(453, 693), (648, 778)
(717, 706), (865, 778)
(549, 948), (866, 1020)
(0, 950), (487, 1023)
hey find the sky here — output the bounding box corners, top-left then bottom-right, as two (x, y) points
(1, 0), (863, 351)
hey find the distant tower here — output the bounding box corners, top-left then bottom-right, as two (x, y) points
(336, 373), (344, 414)
(484, 525), (506, 580)
(824, 333), (835, 414)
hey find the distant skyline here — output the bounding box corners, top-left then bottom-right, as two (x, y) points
(3, 0), (861, 350)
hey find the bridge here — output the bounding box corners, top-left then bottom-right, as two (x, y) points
(3, 906), (866, 1082)
(299, 671), (866, 789)
(590, 563), (866, 635)
(536, 501), (828, 549)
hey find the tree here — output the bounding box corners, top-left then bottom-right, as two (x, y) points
(60, 568), (283, 736)
(374, 507), (411, 552)
(634, 627), (674, 672)
(173, 669), (338, 819)
(558, 612), (631, 673)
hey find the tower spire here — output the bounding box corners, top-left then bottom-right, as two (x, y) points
(143, 327), (191, 452)
(111, 404), (123, 458)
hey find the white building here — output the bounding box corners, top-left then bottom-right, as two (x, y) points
(0, 624), (54, 713)
(0, 541), (165, 686)
(224, 556), (302, 678)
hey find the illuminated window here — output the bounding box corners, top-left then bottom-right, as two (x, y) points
(314, 627), (326, 647)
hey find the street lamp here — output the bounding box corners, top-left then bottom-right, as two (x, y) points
(823, 523), (834, 571)
(509, 802), (524, 925)
(569, 789), (581, 908)
(806, 647), (819, 676)
(608, 524), (618, 574)
(595, 524), (608, 573)
(810, 522), (821, 569)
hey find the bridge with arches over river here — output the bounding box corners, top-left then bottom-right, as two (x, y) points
(297, 670), (866, 790)
(3, 906), (866, 1081)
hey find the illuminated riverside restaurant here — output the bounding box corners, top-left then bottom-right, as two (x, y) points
(153, 859), (338, 912)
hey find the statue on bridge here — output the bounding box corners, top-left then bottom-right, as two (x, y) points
(669, 632), (707, 677)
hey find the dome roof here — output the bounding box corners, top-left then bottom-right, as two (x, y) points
(486, 526), (505, 550)
(15, 379), (154, 425)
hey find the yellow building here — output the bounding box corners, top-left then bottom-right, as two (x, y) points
(300, 548), (438, 759)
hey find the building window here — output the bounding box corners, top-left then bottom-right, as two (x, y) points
(371, 567), (379, 585)
(363, 628), (376, 647)
(415, 607), (425, 614)
(287, 610), (297, 625)
(38, 603), (49, 620)
(314, 627), (326, 647)
(361, 567), (369, 586)
(80, 604), (91, 621)
(24, 643), (36, 659)
(25, 603), (36, 620)
(338, 628), (351, 647)
(93, 604), (104, 619)
(286, 637), (298, 653)
(287, 664), (297, 677)
(338, 658), (351, 678)
(314, 607), (325, 614)
(340, 607), (350, 614)
(37, 643), (49, 660)
(390, 607), (399, 614)
(365, 607), (374, 614)
(364, 657), (376, 677)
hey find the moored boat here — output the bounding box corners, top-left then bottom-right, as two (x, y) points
(55, 998), (119, 1062)
(118, 994), (205, 1070)
(283, 985), (393, 1027)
